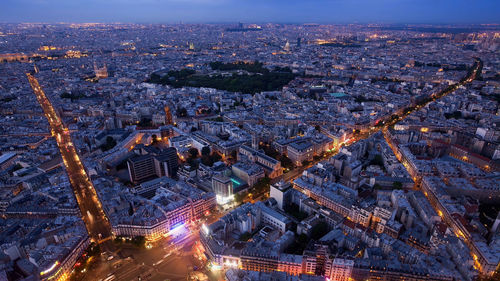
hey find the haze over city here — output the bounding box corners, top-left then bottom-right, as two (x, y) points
(1, 0), (500, 23)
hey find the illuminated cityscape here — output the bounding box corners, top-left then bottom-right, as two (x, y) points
(0, 1), (499, 281)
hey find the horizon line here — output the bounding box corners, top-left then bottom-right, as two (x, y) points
(1, 21), (499, 26)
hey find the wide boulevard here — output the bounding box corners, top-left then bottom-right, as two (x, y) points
(27, 73), (113, 245)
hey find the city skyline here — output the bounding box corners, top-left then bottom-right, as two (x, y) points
(1, 0), (500, 24)
(0, 1), (499, 280)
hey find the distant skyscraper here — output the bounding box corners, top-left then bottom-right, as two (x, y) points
(297, 37), (301, 47)
(189, 42), (195, 50)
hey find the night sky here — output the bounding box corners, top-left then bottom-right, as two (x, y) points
(1, 0), (499, 24)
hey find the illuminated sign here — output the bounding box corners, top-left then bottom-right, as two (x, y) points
(169, 223), (185, 234)
(230, 178), (241, 185)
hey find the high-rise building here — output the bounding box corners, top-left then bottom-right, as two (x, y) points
(155, 147), (179, 178)
(269, 181), (292, 210)
(127, 155), (156, 183)
(212, 174), (233, 204)
(127, 147), (179, 183)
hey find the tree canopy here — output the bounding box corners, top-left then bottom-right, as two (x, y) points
(148, 64), (296, 95)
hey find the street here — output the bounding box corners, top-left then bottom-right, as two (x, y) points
(27, 73), (113, 248)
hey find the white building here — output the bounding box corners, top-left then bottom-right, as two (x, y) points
(269, 181), (292, 210)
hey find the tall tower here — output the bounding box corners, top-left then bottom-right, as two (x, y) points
(164, 106), (173, 125)
(251, 132), (259, 150)
(297, 37), (301, 48)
